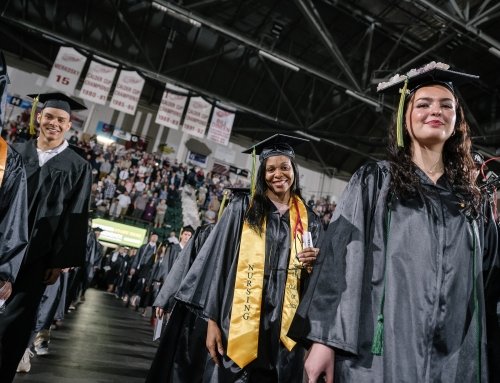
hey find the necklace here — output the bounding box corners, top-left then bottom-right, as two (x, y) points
(414, 158), (444, 175)
(427, 163), (444, 174)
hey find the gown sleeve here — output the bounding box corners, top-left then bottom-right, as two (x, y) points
(175, 192), (249, 322)
(0, 146), (29, 282)
(49, 159), (92, 268)
(482, 201), (499, 381)
(153, 224), (214, 311)
(289, 162), (389, 355)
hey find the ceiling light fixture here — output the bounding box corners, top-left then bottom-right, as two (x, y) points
(345, 89), (380, 108)
(258, 50), (300, 72)
(152, 1), (201, 28)
(488, 47), (500, 59)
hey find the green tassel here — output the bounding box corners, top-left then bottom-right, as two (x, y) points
(371, 314), (384, 356)
(396, 79), (408, 148)
(29, 95), (39, 136)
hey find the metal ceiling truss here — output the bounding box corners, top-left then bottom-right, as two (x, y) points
(2, 0), (499, 174)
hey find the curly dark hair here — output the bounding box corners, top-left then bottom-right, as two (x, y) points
(387, 86), (481, 217)
(245, 157), (303, 234)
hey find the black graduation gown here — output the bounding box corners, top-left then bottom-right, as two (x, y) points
(13, 139), (92, 268)
(163, 243), (183, 279)
(154, 224), (215, 312)
(146, 224), (215, 383)
(85, 229), (103, 282)
(289, 161), (499, 383)
(176, 193), (321, 382)
(0, 144), (28, 282)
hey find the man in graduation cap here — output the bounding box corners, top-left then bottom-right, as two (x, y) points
(0, 92), (92, 380)
(175, 134), (322, 382)
(0, 52), (29, 321)
(289, 62), (499, 382)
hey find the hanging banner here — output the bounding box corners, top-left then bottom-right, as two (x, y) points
(207, 105), (235, 146)
(182, 96), (212, 138)
(110, 70), (145, 115)
(155, 83), (188, 130)
(79, 56), (117, 105)
(46, 47), (87, 94)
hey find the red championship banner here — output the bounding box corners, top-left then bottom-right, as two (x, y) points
(110, 70), (145, 115)
(46, 47), (86, 94)
(79, 56), (118, 105)
(182, 96), (212, 138)
(155, 83), (188, 129)
(207, 105), (235, 146)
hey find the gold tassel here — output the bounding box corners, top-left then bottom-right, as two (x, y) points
(29, 95), (39, 136)
(396, 79), (408, 148)
(250, 147), (257, 199)
(218, 189), (229, 221)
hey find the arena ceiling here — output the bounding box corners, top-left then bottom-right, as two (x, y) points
(1, 0), (500, 178)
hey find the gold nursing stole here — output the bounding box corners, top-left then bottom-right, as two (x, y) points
(226, 196), (308, 368)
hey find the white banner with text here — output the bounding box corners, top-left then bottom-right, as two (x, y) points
(155, 83), (188, 129)
(79, 56), (117, 105)
(46, 46), (87, 94)
(207, 105), (235, 146)
(182, 97), (212, 138)
(110, 70), (145, 115)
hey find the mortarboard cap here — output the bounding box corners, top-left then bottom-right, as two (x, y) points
(242, 133), (309, 161)
(93, 226), (104, 232)
(27, 92), (87, 114)
(376, 62), (479, 96)
(376, 62), (479, 148)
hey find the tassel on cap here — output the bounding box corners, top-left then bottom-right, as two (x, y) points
(250, 147), (257, 198)
(218, 189), (229, 221)
(29, 95), (39, 136)
(396, 79), (408, 148)
(371, 314), (384, 356)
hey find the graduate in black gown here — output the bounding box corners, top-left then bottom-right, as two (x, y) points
(175, 134), (322, 382)
(160, 225), (194, 278)
(0, 92), (92, 381)
(146, 222), (215, 383)
(290, 62), (499, 383)
(0, 51), (29, 306)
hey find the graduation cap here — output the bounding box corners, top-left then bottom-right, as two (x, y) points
(93, 226), (104, 232)
(27, 92), (87, 114)
(242, 134), (308, 197)
(376, 62), (479, 147)
(27, 92), (87, 135)
(242, 134), (309, 162)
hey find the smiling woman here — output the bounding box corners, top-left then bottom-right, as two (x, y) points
(289, 62), (499, 383)
(174, 134), (323, 382)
